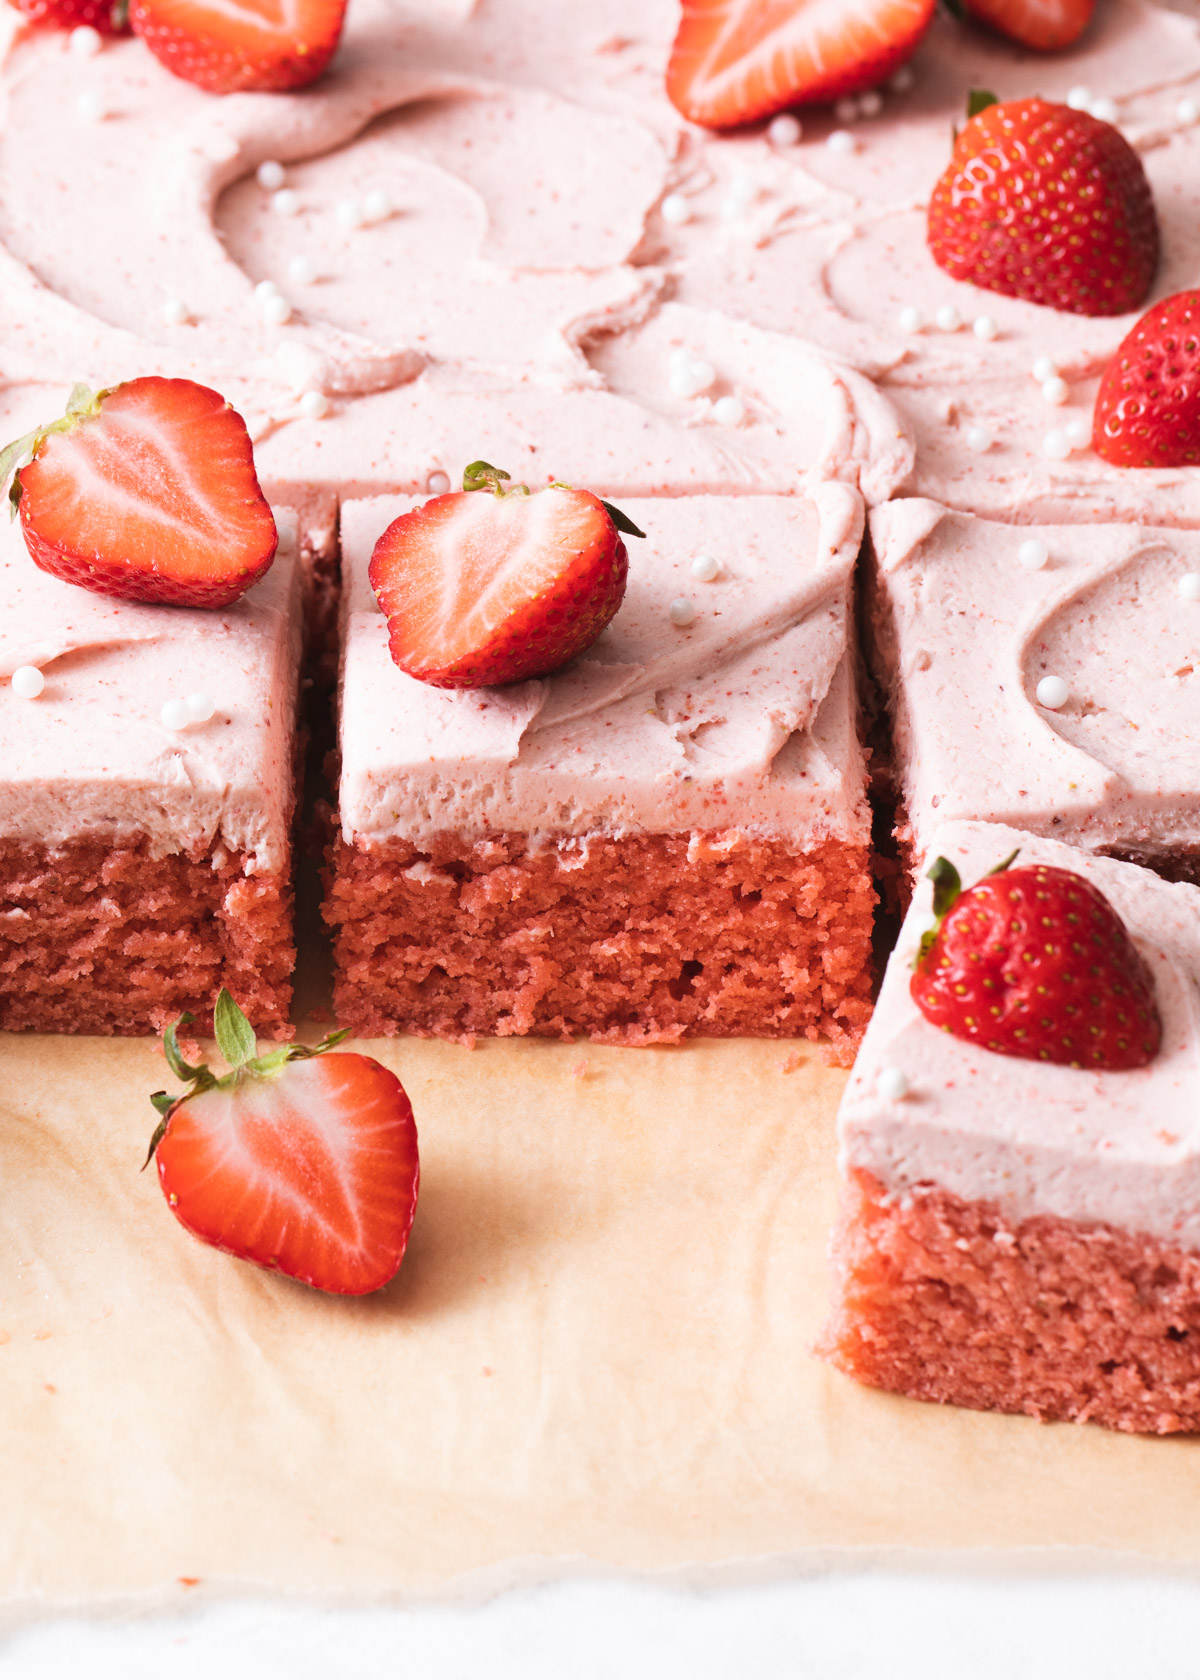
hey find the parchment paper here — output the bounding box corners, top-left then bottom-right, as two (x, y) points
(4, 1018), (1200, 1627)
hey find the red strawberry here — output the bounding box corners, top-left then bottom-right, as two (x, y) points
(129, 0), (345, 94)
(2, 378), (277, 609)
(1092, 290), (1200, 467)
(11, 0), (129, 32)
(910, 853), (1161, 1070)
(927, 97), (1159, 317)
(147, 990), (419, 1296)
(950, 0), (1093, 51)
(368, 461), (641, 690)
(666, 0), (935, 130)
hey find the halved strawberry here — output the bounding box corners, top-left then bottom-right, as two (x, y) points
(927, 96), (1159, 317)
(1, 378), (277, 609)
(666, 0), (936, 130)
(129, 0), (345, 94)
(368, 461), (641, 690)
(148, 990), (419, 1296)
(1093, 290), (1200, 467)
(11, 0), (129, 32)
(949, 0), (1094, 51)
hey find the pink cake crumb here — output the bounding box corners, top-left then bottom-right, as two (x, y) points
(820, 1169), (1200, 1435)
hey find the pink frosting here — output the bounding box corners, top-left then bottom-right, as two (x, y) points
(840, 821), (1200, 1248)
(870, 498), (1200, 858)
(337, 484), (870, 847)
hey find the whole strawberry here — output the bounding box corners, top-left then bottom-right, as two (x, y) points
(911, 853), (1161, 1070)
(927, 96), (1159, 317)
(369, 461), (642, 690)
(949, 0), (1093, 51)
(148, 990), (419, 1296)
(11, 0), (129, 32)
(1093, 290), (1200, 467)
(0, 378), (277, 609)
(130, 0), (345, 93)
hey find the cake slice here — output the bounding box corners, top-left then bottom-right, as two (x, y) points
(867, 497), (1200, 883)
(820, 821), (1200, 1434)
(0, 503), (303, 1038)
(324, 483), (876, 1052)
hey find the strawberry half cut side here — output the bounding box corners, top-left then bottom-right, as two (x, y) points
(129, 0), (346, 94)
(1093, 290), (1200, 468)
(1, 377), (278, 608)
(147, 990), (420, 1296)
(12, 0), (130, 32)
(666, 0), (936, 130)
(368, 460), (641, 689)
(910, 853), (1162, 1071)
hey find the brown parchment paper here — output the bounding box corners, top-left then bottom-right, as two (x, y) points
(4, 1024), (1200, 1624)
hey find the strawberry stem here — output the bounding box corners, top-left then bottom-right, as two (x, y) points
(599, 499), (646, 539)
(462, 461), (526, 496)
(967, 88), (999, 119)
(914, 849), (1021, 969)
(0, 383), (106, 518)
(214, 987), (257, 1068)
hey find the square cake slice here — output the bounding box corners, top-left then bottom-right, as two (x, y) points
(0, 512), (303, 1038)
(868, 498), (1200, 882)
(820, 821), (1200, 1435)
(325, 484), (876, 1051)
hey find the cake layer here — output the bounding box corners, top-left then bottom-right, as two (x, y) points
(337, 485), (871, 849)
(325, 831), (875, 1052)
(837, 822), (1200, 1249)
(868, 499), (1200, 868)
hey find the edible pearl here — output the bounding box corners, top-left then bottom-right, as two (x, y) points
(691, 554), (720, 581)
(964, 425), (993, 453)
(256, 159), (286, 191)
(670, 358), (716, 399)
(336, 198), (365, 230)
(271, 189), (301, 217)
(11, 666), (44, 699)
(362, 188), (392, 223)
(713, 395), (745, 426)
(287, 255), (316, 285)
(254, 279), (281, 303)
(426, 471), (451, 495)
(1042, 429), (1071, 460)
(161, 698), (192, 731)
(1177, 98), (1198, 126)
(660, 193), (692, 226)
(299, 389), (330, 419)
(1031, 354), (1058, 383)
(69, 24), (102, 54)
(1063, 416), (1092, 450)
(973, 314), (998, 341)
(898, 306), (924, 334)
(876, 1067), (909, 1102)
(1036, 675), (1070, 710)
(1042, 376), (1070, 405)
(75, 90), (105, 121)
(162, 298), (190, 326)
(889, 65), (914, 93)
(1018, 539), (1049, 571)
(826, 129), (857, 154)
(186, 691), (215, 723)
(1066, 85), (1093, 111)
(1089, 96), (1118, 124)
(669, 598), (697, 627)
(834, 96), (860, 124)
(935, 304), (962, 332)
(768, 113), (802, 146)
(858, 90), (883, 119)
(261, 294), (292, 327)
(1179, 573), (1200, 601)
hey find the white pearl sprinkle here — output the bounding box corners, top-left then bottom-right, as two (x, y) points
(898, 305), (924, 334)
(1179, 573), (1200, 601)
(1042, 375), (1070, 405)
(274, 512), (298, 555)
(935, 304), (962, 332)
(691, 554), (720, 582)
(965, 424), (993, 453)
(973, 314), (999, 341)
(876, 1067), (909, 1102)
(254, 279), (281, 303)
(670, 358), (716, 399)
(362, 188), (392, 223)
(889, 64), (914, 93)
(1063, 416), (1092, 451)
(287, 254), (317, 285)
(713, 395), (745, 427)
(826, 129), (857, 155)
(660, 193), (691, 226)
(1018, 538), (1049, 572)
(668, 597), (697, 627)
(1036, 675), (1070, 710)
(69, 23), (102, 54)
(834, 96), (860, 124)
(186, 691), (215, 723)
(271, 189), (301, 217)
(768, 113), (802, 146)
(161, 698), (192, 731)
(11, 666), (44, 699)
(1089, 95), (1118, 124)
(299, 389), (330, 420)
(669, 346), (692, 372)
(336, 198), (365, 231)
(1067, 85), (1094, 111)
(261, 294), (292, 327)
(426, 470), (451, 495)
(256, 159), (286, 191)
(859, 89), (883, 118)
(1042, 429), (1071, 460)
(1177, 98), (1198, 127)
(1031, 354), (1058, 383)
(75, 90), (105, 122)
(162, 297), (190, 326)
